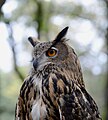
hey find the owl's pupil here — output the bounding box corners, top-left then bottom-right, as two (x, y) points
(49, 50), (54, 54)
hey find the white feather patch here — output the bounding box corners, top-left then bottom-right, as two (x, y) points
(31, 99), (41, 120)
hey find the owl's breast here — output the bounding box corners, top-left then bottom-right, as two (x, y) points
(31, 98), (47, 120)
(31, 75), (47, 120)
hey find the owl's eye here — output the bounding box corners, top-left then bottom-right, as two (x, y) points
(46, 47), (58, 57)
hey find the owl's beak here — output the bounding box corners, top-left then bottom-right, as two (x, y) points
(33, 59), (38, 71)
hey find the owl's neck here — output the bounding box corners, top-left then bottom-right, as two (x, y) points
(30, 57), (85, 87)
(42, 61), (84, 87)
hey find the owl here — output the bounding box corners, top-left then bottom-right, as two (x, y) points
(15, 27), (102, 120)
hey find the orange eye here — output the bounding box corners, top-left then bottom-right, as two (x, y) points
(46, 48), (57, 57)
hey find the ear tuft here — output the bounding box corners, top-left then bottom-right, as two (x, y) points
(52, 26), (69, 47)
(56, 26), (69, 40)
(28, 37), (40, 47)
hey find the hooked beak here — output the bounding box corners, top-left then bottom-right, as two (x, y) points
(33, 59), (39, 71)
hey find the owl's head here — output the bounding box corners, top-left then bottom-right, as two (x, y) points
(28, 27), (77, 71)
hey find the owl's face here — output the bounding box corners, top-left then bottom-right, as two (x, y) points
(32, 41), (69, 70)
(28, 27), (70, 71)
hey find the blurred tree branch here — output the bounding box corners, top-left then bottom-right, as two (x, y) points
(0, 0), (6, 15)
(0, 0), (5, 8)
(0, 1), (25, 81)
(35, 1), (43, 39)
(7, 23), (24, 82)
(33, 0), (50, 40)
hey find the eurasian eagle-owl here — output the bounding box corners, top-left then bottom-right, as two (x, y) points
(15, 27), (101, 120)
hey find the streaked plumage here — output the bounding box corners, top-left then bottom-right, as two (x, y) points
(15, 27), (102, 120)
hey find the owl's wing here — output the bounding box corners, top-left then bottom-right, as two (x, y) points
(48, 73), (102, 120)
(15, 76), (36, 120)
(59, 87), (102, 120)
